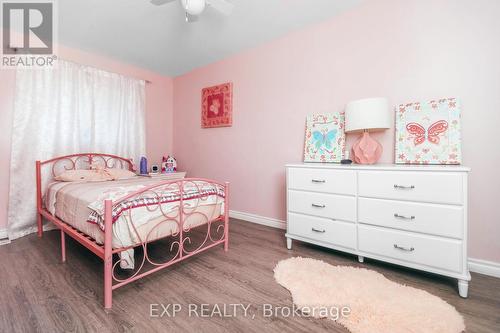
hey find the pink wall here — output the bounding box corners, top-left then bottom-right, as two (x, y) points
(173, 0), (500, 262)
(0, 45), (174, 229)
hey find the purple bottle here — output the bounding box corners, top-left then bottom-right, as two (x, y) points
(140, 157), (148, 175)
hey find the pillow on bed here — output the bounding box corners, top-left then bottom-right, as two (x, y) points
(105, 168), (137, 180)
(55, 169), (113, 182)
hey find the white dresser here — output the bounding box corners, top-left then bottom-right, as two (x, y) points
(285, 163), (470, 297)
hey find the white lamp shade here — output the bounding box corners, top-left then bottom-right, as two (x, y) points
(345, 97), (390, 133)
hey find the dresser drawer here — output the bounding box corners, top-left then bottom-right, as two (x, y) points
(287, 168), (356, 195)
(288, 190), (356, 222)
(358, 198), (463, 239)
(358, 171), (463, 205)
(288, 213), (356, 250)
(358, 225), (462, 273)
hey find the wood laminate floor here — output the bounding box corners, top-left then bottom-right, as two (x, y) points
(0, 219), (499, 332)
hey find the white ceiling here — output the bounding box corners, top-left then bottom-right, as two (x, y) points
(59, 0), (362, 77)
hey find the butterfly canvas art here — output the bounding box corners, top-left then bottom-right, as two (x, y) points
(395, 98), (462, 164)
(304, 113), (345, 163)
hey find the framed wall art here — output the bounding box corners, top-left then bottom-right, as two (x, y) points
(395, 97), (462, 165)
(201, 82), (233, 128)
(303, 112), (346, 163)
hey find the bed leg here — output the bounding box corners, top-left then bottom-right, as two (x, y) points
(224, 216), (229, 252)
(224, 182), (230, 252)
(36, 161), (43, 238)
(37, 213), (43, 238)
(104, 256), (112, 309)
(104, 199), (113, 309)
(60, 229), (66, 263)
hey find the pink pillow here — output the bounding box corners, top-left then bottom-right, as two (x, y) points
(105, 168), (137, 180)
(54, 169), (113, 182)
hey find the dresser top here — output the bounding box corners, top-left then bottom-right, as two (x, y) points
(286, 163), (470, 172)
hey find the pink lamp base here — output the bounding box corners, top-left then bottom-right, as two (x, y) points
(351, 131), (383, 164)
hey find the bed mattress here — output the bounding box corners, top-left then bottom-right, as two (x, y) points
(44, 177), (224, 269)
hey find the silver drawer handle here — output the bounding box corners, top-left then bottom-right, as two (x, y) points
(394, 244), (415, 252)
(312, 228), (326, 233)
(394, 213), (415, 220)
(311, 203), (326, 208)
(394, 184), (415, 190)
(311, 179), (326, 183)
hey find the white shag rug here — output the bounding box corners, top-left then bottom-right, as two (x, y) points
(274, 257), (465, 333)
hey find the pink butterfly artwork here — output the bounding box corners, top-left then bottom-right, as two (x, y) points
(406, 120), (448, 146)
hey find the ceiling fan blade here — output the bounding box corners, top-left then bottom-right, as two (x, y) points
(207, 0), (234, 16)
(150, 0), (176, 6)
(186, 13), (199, 22)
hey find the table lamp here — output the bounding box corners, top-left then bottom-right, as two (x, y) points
(345, 98), (390, 164)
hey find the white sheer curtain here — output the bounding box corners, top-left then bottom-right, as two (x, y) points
(8, 60), (146, 239)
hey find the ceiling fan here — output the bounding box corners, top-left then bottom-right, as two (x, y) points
(150, 0), (234, 22)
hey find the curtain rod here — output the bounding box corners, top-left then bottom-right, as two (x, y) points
(58, 58), (152, 84)
(7, 48), (153, 84)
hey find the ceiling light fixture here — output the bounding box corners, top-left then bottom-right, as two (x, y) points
(181, 0), (206, 16)
(150, 0), (234, 23)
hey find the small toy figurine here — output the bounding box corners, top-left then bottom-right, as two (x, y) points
(165, 155), (177, 173)
(161, 155), (177, 173)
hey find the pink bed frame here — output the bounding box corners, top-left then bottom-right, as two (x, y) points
(36, 153), (229, 309)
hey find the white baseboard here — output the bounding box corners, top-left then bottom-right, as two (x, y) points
(0, 228), (10, 246)
(469, 258), (500, 278)
(229, 210), (286, 230)
(229, 210), (500, 279)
